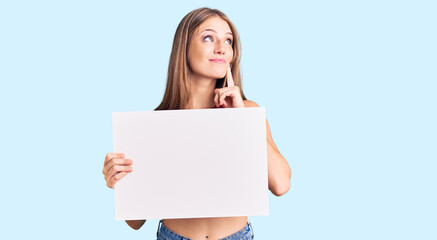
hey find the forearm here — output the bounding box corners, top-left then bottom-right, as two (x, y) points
(267, 140), (291, 196)
(125, 220), (146, 230)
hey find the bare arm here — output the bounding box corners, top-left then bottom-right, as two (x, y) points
(102, 154), (146, 230)
(266, 139), (291, 196)
(125, 220), (146, 230)
(244, 100), (292, 196)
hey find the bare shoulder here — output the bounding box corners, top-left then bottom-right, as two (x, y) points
(244, 100), (280, 152)
(243, 100), (260, 108)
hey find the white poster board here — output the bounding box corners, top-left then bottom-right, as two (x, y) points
(112, 107), (269, 220)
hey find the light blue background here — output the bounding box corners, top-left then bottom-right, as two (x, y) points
(1, 0), (436, 239)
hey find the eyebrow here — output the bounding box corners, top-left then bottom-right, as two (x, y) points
(201, 29), (233, 36)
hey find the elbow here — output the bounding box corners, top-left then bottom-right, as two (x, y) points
(125, 220), (146, 230)
(131, 226), (141, 231)
(271, 178), (291, 197)
(274, 181), (290, 197)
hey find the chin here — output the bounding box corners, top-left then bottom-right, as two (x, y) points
(212, 70), (227, 79)
(212, 74), (226, 79)
(198, 66), (226, 79)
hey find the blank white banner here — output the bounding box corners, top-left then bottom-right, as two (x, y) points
(112, 107), (269, 220)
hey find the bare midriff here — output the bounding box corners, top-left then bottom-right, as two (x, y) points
(162, 216), (248, 240)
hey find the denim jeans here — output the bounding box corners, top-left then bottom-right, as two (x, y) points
(156, 219), (254, 240)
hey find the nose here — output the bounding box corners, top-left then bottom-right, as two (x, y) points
(214, 41), (225, 55)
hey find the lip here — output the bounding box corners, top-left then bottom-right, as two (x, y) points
(209, 59), (226, 64)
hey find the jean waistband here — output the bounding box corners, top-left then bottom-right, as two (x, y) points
(156, 219), (254, 240)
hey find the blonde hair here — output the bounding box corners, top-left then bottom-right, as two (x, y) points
(155, 7), (247, 110)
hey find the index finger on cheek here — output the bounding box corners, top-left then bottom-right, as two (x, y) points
(226, 65), (235, 87)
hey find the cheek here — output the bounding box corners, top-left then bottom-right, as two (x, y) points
(226, 47), (234, 62)
(187, 48), (202, 69)
(191, 46), (210, 63)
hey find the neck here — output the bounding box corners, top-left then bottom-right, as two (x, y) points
(188, 73), (217, 109)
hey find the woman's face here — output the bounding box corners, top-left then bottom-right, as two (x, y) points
(187, 16), (234, 80)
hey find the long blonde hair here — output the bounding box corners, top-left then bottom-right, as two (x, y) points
(155, 7), (247, 110)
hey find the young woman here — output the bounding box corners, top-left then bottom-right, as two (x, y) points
(102, 7), (291, 240)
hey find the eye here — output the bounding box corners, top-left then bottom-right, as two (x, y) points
(226, 38), (233, 45)
(203, 35), (213, 42)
